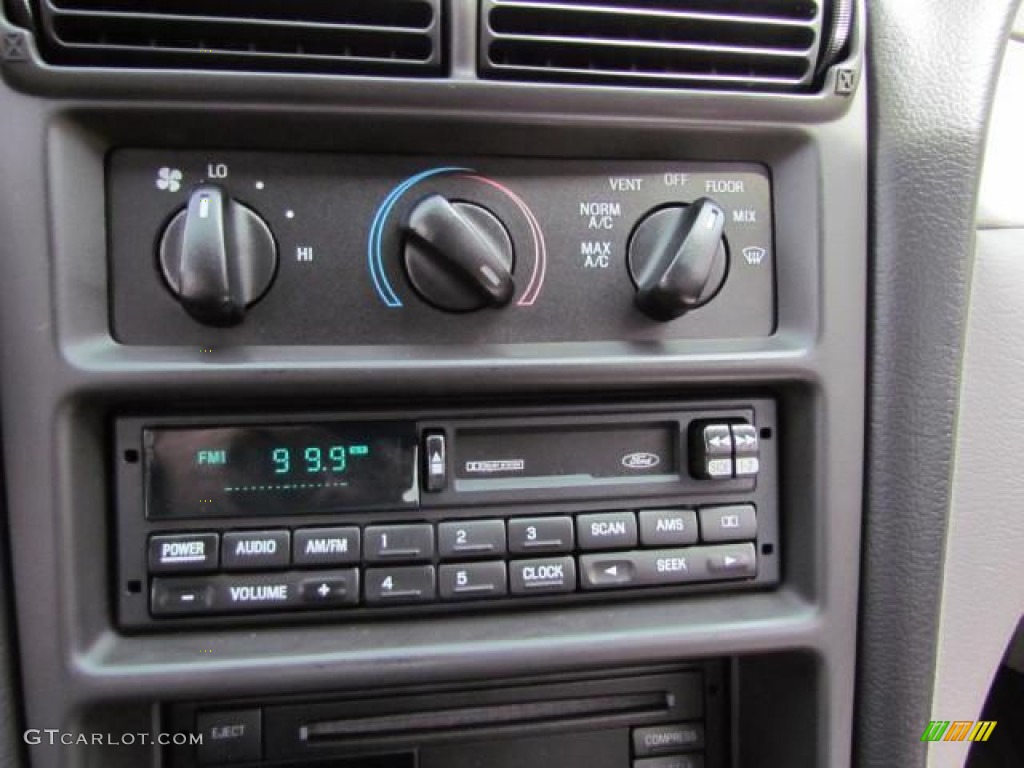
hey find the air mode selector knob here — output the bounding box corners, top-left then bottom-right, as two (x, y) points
(628, 198), (729, 322)
(158, 184), (278, 326)
(402, 194), (515, 312)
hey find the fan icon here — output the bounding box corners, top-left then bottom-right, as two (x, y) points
(155, 167), (183, 192)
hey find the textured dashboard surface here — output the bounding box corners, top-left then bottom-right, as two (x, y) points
(860, 0), (1020, 766)
(930, 227), (1024, 768)
(929, 21), (1024, 766)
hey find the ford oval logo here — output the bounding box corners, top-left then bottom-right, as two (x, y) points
(621, 452), (661, 470)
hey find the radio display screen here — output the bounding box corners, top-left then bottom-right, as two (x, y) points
(144, 423), (419, 519)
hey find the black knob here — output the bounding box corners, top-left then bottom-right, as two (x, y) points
(158, 185), (278, 326)
(627, 198), (729, 321)
(402, 194), (515, 312)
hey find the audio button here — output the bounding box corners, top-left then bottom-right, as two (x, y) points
(222, 531), (291, 571)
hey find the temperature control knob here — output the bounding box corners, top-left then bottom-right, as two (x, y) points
(628, 198), (729, 321)
(158, 184), (278, 326)
(402, 194), (514, 312)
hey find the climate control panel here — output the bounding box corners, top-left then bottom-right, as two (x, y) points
(107, 151), (776, 345)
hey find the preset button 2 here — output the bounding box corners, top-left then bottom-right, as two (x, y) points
(438, 520), (506, 559)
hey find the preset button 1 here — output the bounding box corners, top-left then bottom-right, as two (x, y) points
(364, 524), (435, 563)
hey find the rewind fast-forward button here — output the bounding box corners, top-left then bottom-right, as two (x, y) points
(730, 424), (761, 478)
(689, 420), (763, 480)
(691, 423), (734, 479)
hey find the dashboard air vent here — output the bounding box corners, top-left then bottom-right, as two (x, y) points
(33, 0), (443, 76)
(479, 0), (837, 91)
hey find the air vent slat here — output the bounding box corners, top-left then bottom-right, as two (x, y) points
(489, 33), (814, 59)
(491, 1), (820, 29)
(51, 11), (433, 40)
(491, 0), (819, 21)
(37, 0), (443, 75)
(480, 0), (830, 92)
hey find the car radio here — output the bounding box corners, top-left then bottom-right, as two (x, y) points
(115, 399), (779, 630)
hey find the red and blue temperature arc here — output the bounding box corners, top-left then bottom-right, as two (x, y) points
(368, 167), (547, 308)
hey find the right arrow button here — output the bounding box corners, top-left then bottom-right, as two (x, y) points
(704, 543), (758, 579)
